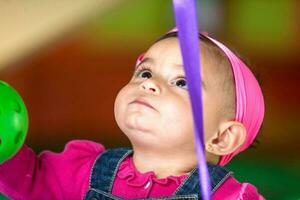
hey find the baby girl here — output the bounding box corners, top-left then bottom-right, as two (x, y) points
(0, 30), (265, 199)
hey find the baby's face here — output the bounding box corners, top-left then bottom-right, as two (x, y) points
(114, 38), (223, 156)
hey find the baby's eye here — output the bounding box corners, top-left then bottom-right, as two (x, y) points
(174, 78), (188, 89)
(136, 70), (152, 79)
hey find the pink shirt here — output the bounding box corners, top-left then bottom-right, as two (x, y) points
(0, 140), (264, 200)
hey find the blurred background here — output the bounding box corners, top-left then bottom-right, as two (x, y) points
(0, 0), (299, 199)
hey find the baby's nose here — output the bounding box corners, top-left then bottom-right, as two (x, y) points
(139, 80), (160, 95)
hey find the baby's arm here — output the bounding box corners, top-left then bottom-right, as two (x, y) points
(0, 140), (105, 200)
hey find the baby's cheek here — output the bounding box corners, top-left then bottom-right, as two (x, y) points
(203, 109), (220, 142)
(164, 100), (193, 131)
(114, 88), (128, 123)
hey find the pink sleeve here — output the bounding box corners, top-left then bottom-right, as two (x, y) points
(212, 177), (265, 200)
(0, 140), (105, 200)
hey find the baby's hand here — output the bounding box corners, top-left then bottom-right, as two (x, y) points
(0, 80), (28, 164)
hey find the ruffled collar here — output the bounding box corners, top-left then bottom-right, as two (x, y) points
(116, 156), (187, 187)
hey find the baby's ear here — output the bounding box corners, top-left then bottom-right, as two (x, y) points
(205, 121), (246, 156)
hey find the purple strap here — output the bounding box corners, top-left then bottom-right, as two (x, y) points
(172, 1), (211, 199)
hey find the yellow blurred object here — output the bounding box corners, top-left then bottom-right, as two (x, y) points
(0, 0), (123, 70)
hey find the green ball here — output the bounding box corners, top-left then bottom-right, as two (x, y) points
(0, 80), (28, 164)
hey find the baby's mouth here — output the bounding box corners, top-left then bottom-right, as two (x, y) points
(130, 97), (155, 110)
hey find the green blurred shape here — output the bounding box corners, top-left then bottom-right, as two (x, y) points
(228, 0), (294, 52)
(87, 0), (174, 47)
(0, 193), (9, 200)
(227, 157), (300, 200)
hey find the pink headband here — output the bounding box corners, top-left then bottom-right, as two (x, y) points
(206, 36), (265, 165)
(136, 32), (265, 166)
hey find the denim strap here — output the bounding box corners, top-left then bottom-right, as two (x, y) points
(175, 164), (232, 197)
(89, 148), (132, 193)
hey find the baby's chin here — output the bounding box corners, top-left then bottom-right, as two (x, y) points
(119, 115), (160, 145)
(123, 112), (156, 133)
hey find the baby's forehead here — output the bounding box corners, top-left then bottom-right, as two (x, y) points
(145, 38), (182, 59)
(145, 38), (218, 74)
(147, 37), (212, 61)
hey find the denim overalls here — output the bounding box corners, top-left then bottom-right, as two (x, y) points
(84, 148), (232, 200)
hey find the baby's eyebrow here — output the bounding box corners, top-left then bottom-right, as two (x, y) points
(135, 57), (153, 69)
